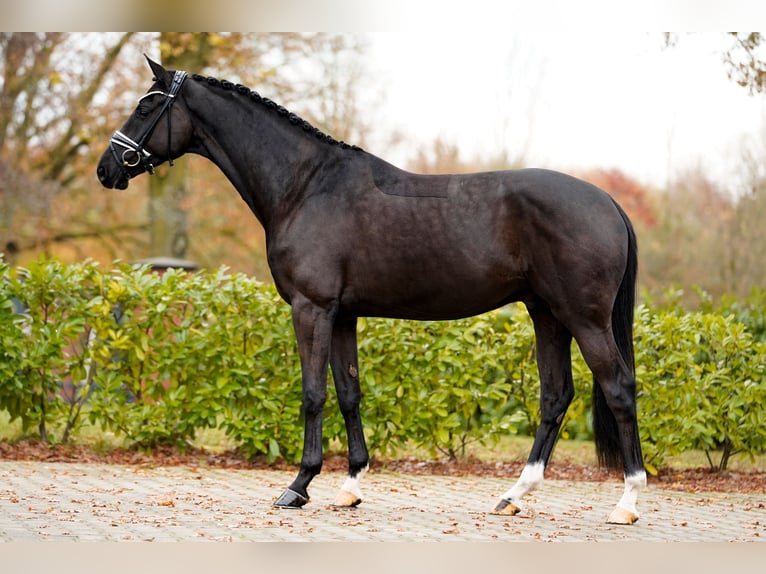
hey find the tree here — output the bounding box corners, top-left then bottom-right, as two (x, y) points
(639, 171), (735, 303)
(665, 32), (766, 95)
(0, 32), (143, 260)
(723, 32), (766, 95)
(146, 32), (223, 259)
(722, 134), (766, 297)
(655, 33), (766, 301)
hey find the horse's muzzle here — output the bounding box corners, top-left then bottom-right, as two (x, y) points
(96, 164), (129, 190)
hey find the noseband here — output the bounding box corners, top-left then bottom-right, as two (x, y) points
(109, 70), (187, 180)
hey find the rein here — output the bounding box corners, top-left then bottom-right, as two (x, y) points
(109, 70), (187, 180)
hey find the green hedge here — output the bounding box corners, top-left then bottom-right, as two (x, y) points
(635, 305), (766, 471)
(1, 258), (764, 471)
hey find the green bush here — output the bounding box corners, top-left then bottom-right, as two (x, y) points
(357, 311), (531, 460)
(0, 258), (101, 443)
(714, 287), (766, 342)
(0, 258), (764, 471)
(635, 305), (766, 471)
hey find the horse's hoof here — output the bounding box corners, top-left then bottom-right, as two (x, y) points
(607, 506), (639, 525)
(332, 489), (362, 508)
(490, 498), (520, 516)
(273, 488), (309, 509)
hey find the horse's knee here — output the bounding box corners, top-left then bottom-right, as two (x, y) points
(338, 388), (362, 416)
(303, 387), (327, 416)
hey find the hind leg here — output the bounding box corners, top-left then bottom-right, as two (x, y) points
(493, 303), (574, 515)
(329, 315), (370, 507)
(574, 326), (645, 524)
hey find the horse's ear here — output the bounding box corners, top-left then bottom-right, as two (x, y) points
(145, 55), (171, 88)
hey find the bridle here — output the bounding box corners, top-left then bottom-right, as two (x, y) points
(109, 70), (187, 180)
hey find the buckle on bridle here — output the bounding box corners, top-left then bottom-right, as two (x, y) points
(122, 150), (140, 167)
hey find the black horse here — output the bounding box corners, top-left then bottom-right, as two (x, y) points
(97, 57), (646, 524)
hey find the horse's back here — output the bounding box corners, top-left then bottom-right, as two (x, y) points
(368, 158), (624, 227)
(364, 162), (629, 263)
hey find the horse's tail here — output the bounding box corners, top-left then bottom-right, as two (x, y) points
(592, 199), (637, 469)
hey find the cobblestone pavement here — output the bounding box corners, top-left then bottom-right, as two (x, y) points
(0, 460), (763, 542)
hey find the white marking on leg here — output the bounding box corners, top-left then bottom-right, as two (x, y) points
(500, 461), (545, 503)
(615, 470), (646, 516)
(340, 465), (368, 499)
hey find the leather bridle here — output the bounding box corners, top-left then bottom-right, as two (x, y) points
(108, 70), (187, 180)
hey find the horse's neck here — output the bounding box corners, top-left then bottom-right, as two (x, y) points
(187, 91), (325, 231)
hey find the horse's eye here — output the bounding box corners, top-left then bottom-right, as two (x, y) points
(137, 105), (149, 118)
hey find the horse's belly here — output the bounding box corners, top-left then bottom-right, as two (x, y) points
(340, 272), (528, 320)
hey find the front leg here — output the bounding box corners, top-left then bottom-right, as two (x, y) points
(273, 297), (335, 509)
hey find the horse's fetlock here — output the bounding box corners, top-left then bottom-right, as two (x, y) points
(299, 459), (323, 479)
(349, 456), (370, 476)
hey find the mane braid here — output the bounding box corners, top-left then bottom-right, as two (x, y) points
(191, 73), (362, 152)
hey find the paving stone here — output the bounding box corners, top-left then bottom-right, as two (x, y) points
(0, 461), (763, 541)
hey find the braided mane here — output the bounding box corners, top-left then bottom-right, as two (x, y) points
(191, 74), (362, 152)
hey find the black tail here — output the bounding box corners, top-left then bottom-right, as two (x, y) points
(593, 200), (637, 469)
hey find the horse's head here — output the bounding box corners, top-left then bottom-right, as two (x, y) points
(97, 57), (193, 190)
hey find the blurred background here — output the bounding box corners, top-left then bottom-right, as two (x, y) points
(1, 31), (765, 305)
